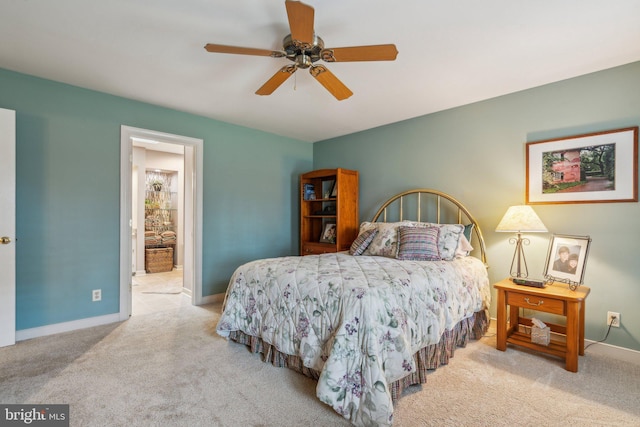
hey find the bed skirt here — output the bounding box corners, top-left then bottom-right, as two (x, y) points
(228, 309), (489, 403)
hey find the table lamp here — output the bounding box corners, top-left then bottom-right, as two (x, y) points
(495, 205), (547, 278)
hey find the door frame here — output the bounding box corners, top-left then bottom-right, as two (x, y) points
(119, 126), (203, 319)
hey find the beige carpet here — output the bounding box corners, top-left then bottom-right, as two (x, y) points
(132, 270), (187, 316)
(1, 300), (639, 427)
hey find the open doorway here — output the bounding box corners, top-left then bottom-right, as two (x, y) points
(132, 143), (184, 315)
(119, 126), (203, 320)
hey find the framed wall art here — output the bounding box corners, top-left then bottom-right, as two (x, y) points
(543, 234), (592, 288)
(526, 126), (638, 204)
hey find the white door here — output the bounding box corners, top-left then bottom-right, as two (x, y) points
(0, 108), (16, 347)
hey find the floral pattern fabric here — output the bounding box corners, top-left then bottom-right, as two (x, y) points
(216, 253), (490, 426)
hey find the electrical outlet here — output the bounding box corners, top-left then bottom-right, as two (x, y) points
(92, 289), (102, 302)
(607, 311), (620, 328)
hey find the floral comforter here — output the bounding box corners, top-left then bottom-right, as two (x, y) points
(216, 253), (490, 426)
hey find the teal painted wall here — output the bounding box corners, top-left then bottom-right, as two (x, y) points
(0, 68), (312, 330)
(314, 61), (640, 352)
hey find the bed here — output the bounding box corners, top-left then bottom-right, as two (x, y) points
(216, 189), (490, 426)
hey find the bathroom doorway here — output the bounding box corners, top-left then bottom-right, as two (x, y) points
(119, 126), (203, 320)
(132, 143), (184, 315)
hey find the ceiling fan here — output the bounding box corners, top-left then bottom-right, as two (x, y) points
(204, 0), (398, 100)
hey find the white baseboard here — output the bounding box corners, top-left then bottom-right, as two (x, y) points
(16, 313), (122, 342)
(199, 293), (225, 305)
(584, 340), (640, 365)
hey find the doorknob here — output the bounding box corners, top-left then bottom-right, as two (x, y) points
(0, 236), (11, 244)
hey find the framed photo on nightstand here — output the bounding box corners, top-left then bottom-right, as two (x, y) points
(543, 234), (592, 285)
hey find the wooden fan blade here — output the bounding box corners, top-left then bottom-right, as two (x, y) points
(320, 44), (398, 62)
(204, 43), (285, 58)
(309, 65), (353, 101)
(285, 0), (314, 45)
(256, 65), (297, 96)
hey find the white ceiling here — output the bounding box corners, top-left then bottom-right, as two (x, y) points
(2, 1), (640, 143)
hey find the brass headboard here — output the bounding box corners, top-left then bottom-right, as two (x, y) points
(371, 189), (487, 266)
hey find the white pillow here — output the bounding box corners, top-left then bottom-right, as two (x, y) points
(455, 234), (474, 258)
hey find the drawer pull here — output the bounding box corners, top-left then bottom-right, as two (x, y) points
(524, 297), (543, 307)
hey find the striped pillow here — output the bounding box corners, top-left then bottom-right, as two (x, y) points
(396, 226), (440, 261)
(349, 229), (378, 256)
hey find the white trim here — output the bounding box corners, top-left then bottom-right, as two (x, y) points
(201, 293), (225, 305)
(119, 126), (204, 321)
(16, 313), (121, 341)
(119, 129), (133, 320)
(584, 339), (640, 366)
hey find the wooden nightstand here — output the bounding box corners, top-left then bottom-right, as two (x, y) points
(494, 278), (590, 372)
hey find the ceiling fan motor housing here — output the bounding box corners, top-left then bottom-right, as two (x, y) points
(283, 34), (324, 68)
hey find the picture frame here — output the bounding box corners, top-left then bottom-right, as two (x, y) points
(526, 126), (638, 204)
(324, 180), (335, 199)
(319, 222), (337, 244)
(330, 180), (338, 198)
(543, 234), (592, 287)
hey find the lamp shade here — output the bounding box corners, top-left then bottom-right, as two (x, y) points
(495, 205), (547, 233)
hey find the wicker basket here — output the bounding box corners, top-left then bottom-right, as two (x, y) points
(145, 247), (174, 273)
(531, 325), (550, 346)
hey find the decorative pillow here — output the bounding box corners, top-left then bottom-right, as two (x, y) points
(455, 234), (474, 258)
(360, 221), (414, 257)
(433, 224), (465, 261)
(396, 226), (441, 261)
(404, 221), (465, 261)
(349, 229), (378, 256)
(463, 223), (474, 242)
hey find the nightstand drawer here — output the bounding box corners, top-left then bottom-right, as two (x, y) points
(507, 292), (565, 315)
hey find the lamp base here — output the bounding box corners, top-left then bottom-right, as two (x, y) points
(508, 233), (530, 278)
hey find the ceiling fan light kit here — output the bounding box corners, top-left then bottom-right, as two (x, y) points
(204, 0), (398, 100)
